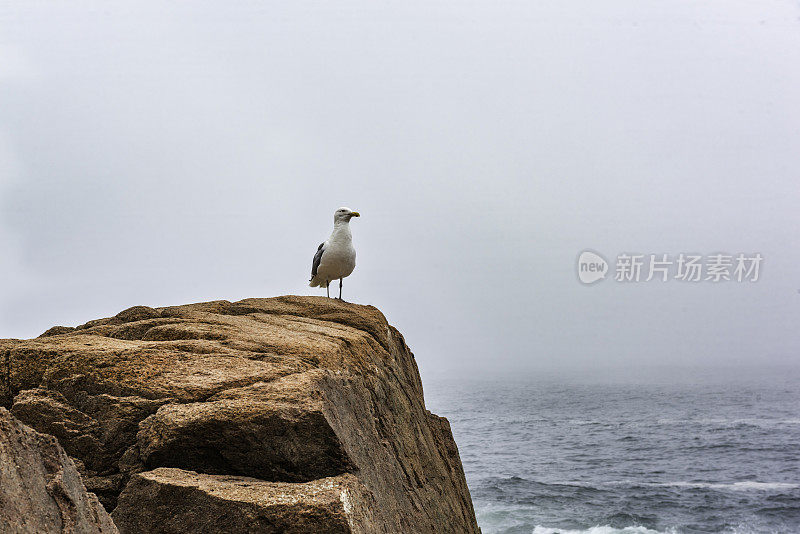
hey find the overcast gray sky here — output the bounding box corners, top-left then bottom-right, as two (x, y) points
(1, 1), (799, 379)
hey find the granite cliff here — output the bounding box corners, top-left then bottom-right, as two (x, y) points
(0, 296), (479, 533)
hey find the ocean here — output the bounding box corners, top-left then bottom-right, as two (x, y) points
(424, 368), (800, 534)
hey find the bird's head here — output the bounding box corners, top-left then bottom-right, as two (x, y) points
(334, 207), (360, 223)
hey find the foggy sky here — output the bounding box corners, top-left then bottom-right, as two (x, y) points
(2, 1), (799, 379)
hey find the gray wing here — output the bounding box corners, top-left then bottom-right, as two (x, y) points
(311, 242), (325, 278)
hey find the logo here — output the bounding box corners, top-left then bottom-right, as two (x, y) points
(577, 250), (609, 284)
(576, 250), (762, 285)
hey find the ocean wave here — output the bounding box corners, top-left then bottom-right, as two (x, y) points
(597, 480), (798, 492)
(483, 476), (798, 490)
(564, 418), (800, 428)
(531, 526), (676, 534)
(478, 477), (799, 496)
(656, 418), (800, 427)
(654, 481), (798, 491)
(529, 525), (788, 534)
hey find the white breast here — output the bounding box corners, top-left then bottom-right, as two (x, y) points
(317, 224), (356, 281)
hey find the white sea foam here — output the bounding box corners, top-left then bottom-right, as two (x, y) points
(531, 526), (677, 534)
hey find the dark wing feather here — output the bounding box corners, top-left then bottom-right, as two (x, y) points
(311, 242), (325, 278)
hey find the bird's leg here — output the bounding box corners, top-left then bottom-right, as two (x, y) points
(326, 283), (330, 298)
(338, 278), (343, 300)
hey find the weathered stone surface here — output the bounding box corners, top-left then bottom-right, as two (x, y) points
(112, 468), (375, 534)
(10, 387), (167, 509)
(2, 296), (479, 533)
(0, 407), (117, 534)
(136, 393), (353, 481)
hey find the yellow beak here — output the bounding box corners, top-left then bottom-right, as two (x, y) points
(350, 211), (360, 217)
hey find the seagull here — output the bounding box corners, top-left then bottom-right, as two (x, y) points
(309, 207), (360, 300)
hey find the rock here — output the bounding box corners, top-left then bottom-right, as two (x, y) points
(136, 389), (353, 481)
(112, 468), (375, 534)
(0, 407), (118, 534)
(10, 387), (168, 509)
(39, 326), (76, 338)
(2, 296), (479, 533)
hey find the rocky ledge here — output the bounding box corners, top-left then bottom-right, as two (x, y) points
(0, 296), (479, 533)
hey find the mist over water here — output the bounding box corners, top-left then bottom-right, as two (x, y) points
(2, 1), (800, 379)
(425, 367), (800, 534)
